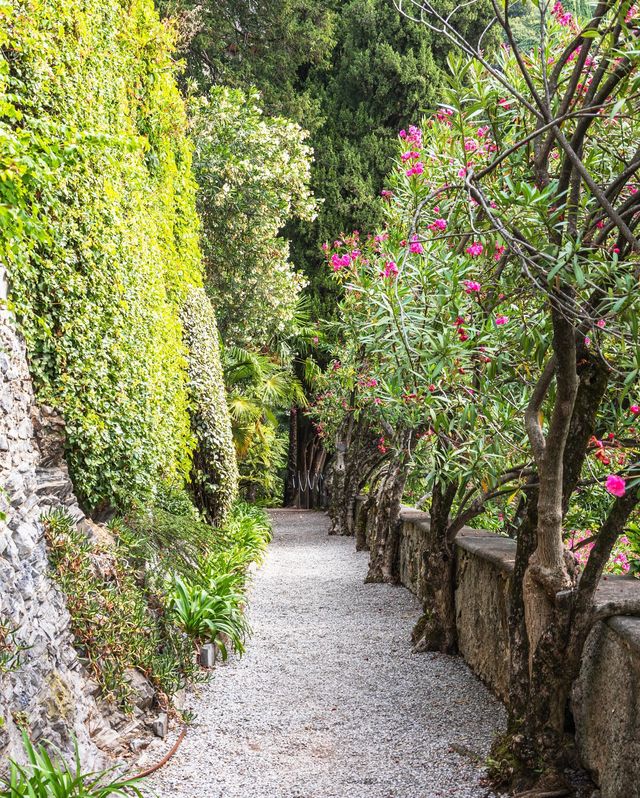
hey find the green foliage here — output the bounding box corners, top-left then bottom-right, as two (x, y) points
(1, 0), (205, 511)
(0, 733), (145, 798)
(44, 509), (201, 709)
(162, 0), (336, 124)
(224, 345), (305, 501)
(218, 501), (272, 565)
(160, 0), (493, 322)
(168, 503), (271, 657)
(191, 87), (316, 348)
(170, 576), (249, 659)
(181, 288), (239, 524)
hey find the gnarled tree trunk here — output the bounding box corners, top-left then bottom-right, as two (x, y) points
(365, 429), (412, 584)
(412, 480), (459, 653)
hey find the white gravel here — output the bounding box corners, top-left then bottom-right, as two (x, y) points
(149, 510), (505, 798)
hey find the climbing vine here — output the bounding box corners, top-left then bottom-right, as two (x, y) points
(1, 0), (205, 510)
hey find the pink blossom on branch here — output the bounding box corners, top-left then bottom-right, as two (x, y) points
(605, 474), (626, 497)
(463, 280), (481, 293)
(383, 260), (398, 279)
(495, 315), (509, 326)
(466, 242), (484, 257)
(409, 235), (424, 254)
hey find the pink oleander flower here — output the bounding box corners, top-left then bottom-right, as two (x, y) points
(495, 315), (509, 326)
(399, 129), (407, 138)
(380, 189), (393, 200)
(605, 474), (626, 497)
(367, 378), (378, 387)
(630, 404), (640, 415)
(409, 234), (424, 254)
(429, 218), (447, 232)
(494, 245), (505, 261)
(383, 260), (398, 278)
(401, 150), (420, 162)
(330, 253), (352, 271)
(458, 167), (467, 179)
(596, 319), (606, 329)
(464, 138), (478, 152)
(585, 336), (591, 346)
(477, 125), (489, 138)
(466, 242), (484, 257)
(498, 98), (511, 109)
(406, 162), (424, 177)
(463, 280), (481, 293)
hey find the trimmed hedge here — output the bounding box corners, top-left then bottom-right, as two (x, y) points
(0, 0), (227, 510)
(181, 288), (239, 524)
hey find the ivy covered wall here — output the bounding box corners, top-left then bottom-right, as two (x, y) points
(0, 0), (234, 511)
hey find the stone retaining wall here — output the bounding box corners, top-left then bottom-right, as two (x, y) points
(354, 498), (640, 798)
(0, 268), (101, 765)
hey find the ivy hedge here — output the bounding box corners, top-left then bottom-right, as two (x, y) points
(181, 288), (238, 524)
(0, 0), (234, 510)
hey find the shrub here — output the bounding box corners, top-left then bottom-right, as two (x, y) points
(181, 289), (239, 525)
(170, 576), (249, 660)
(0, 733), (145, 798)
(44, 510), (200, 709)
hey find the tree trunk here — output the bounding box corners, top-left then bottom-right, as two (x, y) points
(365, 431), (411, 583)
(412, 480), (459, 653)
(328, 413), (382, 536)
(492, 328), (611, 790)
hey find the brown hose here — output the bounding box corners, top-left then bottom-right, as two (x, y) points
(131, 726), (187, 780)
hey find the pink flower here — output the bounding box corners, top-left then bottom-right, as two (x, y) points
(585, 336), (591, 346)
(429, 218), (447, 232)
(463, 280), (481, 293)
(406, 162), (424, 177)
(383, 260), (398, 278)
(458, 167), (467, 179)
(466, 242), (484, 257)
(409, 234), (424, 254)
(495, 315), (509, 326)
(596, 319), (606, 329)
(498, 98), (511, 110)
(494, 244), (505, 261)
(399, 129), (407, 138)
(380, 189), (393, 200)
(630, 405), (640, 415)
(605, 475), (626, 497)
(330, 253), (352, 272)
(401, 150), (420, 162)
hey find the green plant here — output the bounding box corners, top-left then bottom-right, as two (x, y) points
(219, 502), (272, 565)
(170, 576), (249, 660)
(181, 288), (239, 525)
(0, 733), (145, 797)
(2, 0), (210, 511)
(44, 509), (200, 709)
(0, 621), (30, 675)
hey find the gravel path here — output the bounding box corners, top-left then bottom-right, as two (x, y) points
(149, 510), (505, 798)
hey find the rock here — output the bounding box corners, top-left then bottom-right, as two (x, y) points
(124, 668), (155, 710)
(149, 712), (168, 739)
(199, 643), (216, 668)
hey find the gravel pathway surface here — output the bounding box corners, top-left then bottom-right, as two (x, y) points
(149, 510), (505, 798)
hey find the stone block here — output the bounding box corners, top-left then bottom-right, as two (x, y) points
(199, 642), (216, 668)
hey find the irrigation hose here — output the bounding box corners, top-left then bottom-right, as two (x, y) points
(131, 725), (187, 780)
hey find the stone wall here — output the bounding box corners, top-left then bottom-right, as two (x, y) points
(354, 497), (640, 798)
(0, 267), (101, 765)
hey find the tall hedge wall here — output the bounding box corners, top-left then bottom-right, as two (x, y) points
(0, 0), (225, 510)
